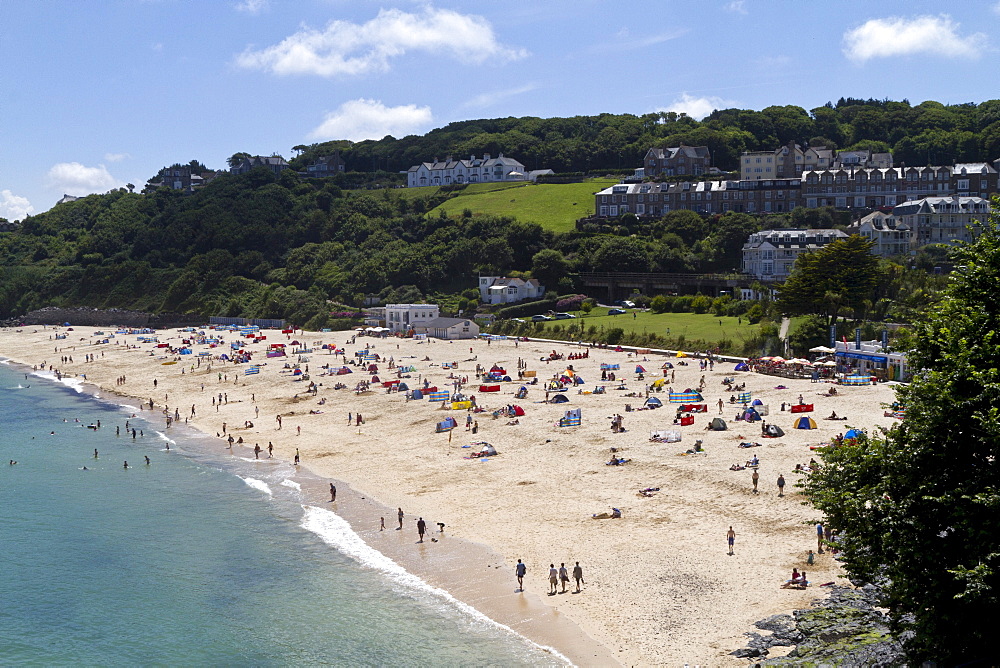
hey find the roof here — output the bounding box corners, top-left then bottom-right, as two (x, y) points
(418, 317), (477, 329)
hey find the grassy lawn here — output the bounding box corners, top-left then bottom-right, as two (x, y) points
(427, 178), (618, 233)
(531, 308), (752, 346)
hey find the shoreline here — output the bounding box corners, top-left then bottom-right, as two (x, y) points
(2, 325), (902, 665)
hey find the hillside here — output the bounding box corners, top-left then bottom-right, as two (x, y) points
(427, 179), (617, 233)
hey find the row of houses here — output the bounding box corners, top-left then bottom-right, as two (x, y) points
(740, 195), (990, 281)
(596, 162), (999, 218)
(405, 153), (552, 188)
(146, 153), (346, 194)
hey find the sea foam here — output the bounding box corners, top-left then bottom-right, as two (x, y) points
(299, 505), (570, 665)
(240, 476), (273, 496)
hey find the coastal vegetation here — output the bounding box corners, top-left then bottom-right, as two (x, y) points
(804, 217), (1000, 663)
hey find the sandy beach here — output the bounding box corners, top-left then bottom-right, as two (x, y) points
(0, 325), (901, 665)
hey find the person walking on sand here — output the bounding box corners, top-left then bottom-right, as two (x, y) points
(573, 562), (584, 592)
(380, 517), (385, 531)
(330, 483), (337, 502)
(777, 473), (786, 497)
(276, 415), (282, 430)
(397, 507), (404, 530)
(727, 526), (736, 555)
(294, 448), (300, 465)
(515, 559), (527, 591)
(751, 469), (759, 494)
(559, 563), (570, 593)
(816, 522), (825, 553)
(548, 564), (559, 595)
(718, 398), (724, 414)
(417, 517), (426, 543)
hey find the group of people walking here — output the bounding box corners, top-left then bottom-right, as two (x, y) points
(514, 559), (584, 594)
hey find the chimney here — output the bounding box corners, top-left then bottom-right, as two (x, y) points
(484, 153), (491, 160)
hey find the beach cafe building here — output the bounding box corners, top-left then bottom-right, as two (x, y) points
(835, 339), (909, 382)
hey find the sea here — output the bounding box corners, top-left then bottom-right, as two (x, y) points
(0, 360), (558, 666)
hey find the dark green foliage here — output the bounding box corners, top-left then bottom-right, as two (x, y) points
(804, 217), (1000, 663)
(777, 235), (882, 326)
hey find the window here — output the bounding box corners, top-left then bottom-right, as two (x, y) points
(957, 179), (970, 190)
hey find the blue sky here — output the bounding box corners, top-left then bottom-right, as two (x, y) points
(3, 0), (1000, 219)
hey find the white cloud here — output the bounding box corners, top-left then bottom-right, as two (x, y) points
(46, 162), (121, 196)
(661, 93), (736, 120)
(993, 1), (1000, 16)
(236, 7), (527, 77)
(725, 1), (747, 15)
(104, 152), (131, 162)
(843, 15), (987, 63)
(462, 84), (537, 110)
(0, 190), (34, 221)
(236, 0), (266, 14)
(309, 99), (433, 141)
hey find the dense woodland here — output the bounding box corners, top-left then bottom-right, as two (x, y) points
(0, 98), (983, 328)
(292, 98), (1000, 174)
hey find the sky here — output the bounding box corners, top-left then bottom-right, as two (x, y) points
(3, 0), (1000, 220)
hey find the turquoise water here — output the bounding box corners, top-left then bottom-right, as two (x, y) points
(0, 362), (555, 666)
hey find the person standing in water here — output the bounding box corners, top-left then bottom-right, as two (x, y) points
(329, 483), (337, 502)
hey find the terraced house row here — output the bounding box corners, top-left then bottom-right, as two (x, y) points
(596, 161), (1000, 217)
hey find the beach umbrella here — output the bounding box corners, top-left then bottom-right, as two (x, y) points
(809, 346), (835, 353)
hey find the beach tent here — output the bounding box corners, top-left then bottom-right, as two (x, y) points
(644, 396), (663, 409)
(651, 378), (666, 389)
(739, 407), (761, 422)
(549, 394), (569, 404)
(635, 365), (646, 373)
(574, 375), (585, 385)
(515, 386), (528, 399)
(411, 389), (423, 400)
(336, 366), (353, 375)
(734, 362), (749, 371)
(708, 417), (728, 431)
(794, 416), (818, 430)
(751, 398), (764, 406)
(479, 443), (498, 456)
(397, 382), (409, 391)
(511, 405), (525, 417)
(676, 351), (687, 358)
(436, 417), (458, 432)
(764, 424), (785, 437)
(844, 428), (863, 440)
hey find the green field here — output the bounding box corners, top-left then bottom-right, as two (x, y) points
(427, 179), (617, 233)
(530, 308), (753, 345)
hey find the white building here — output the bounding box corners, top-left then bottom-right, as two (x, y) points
(384, 304), (440, 334)
(741, 229), (848, 281)
(741, 142), (834, 181)
(835, 339), (909, 382)
(891, 195), (989, 248)
(852, 211), (911, 257)
(478, 276), (545, 304)
(413, 317), (480, 340)
(407, 154), (530, 188)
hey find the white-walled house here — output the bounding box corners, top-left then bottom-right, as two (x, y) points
(741, 229), (848, 281)
(384, 304), (440, 334)
(478, 276), (545, 304)
(407, 154), (527, 188)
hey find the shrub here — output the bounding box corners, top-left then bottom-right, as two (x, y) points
(650, 294), (671, 313)
(690, 295), (712, 314)
(556, 294), (587, 311)
(745, 303), (764, 324)
(605, 327), (625, 344)
(672, 295), (692, 313)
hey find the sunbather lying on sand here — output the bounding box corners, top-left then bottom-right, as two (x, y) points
(592, 507), (622, 519)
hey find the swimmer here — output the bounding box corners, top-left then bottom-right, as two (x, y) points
(123, 461), (129, 469)
(94, 449), (98, 458)
(145, 456), (150, 465)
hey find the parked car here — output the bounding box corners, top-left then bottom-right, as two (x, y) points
(614, 300), (636, 308)
(607, 308), (627, 315)
(530, 314), (552, 322)
(553, 312), (576, 319)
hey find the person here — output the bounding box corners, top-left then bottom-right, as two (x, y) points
(144, 455), (150, 465)
(397, 507), (404, 530)
(751, 469), (759, 494)
(777, 473), (786, 497)
(417, 517), (426, 543)
(254, 444), (261, 460)
(516, 559), (527, 591)
(572, 562), (584, 592)
(559, 563), (570, 593)
(548, 564), (559, 595)
(123, 461), (129, 469)
(727, 526), (736, 555)
(807, 549), (815, 565)
(94, 449), (98, 459)
(816, 522), (825, 553)
(380, 517), (385, 531)
(294, 448), (300, 465)
(718, 398), (724, 414)
(268, 442), (273, 458)
(330, 483), (337, 502)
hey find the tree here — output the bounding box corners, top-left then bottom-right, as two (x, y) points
(804, 218), (1000, 663)
(530, 249), (569, 288)
(776, 235), (881, 327)
(227, 152), (252, 168)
